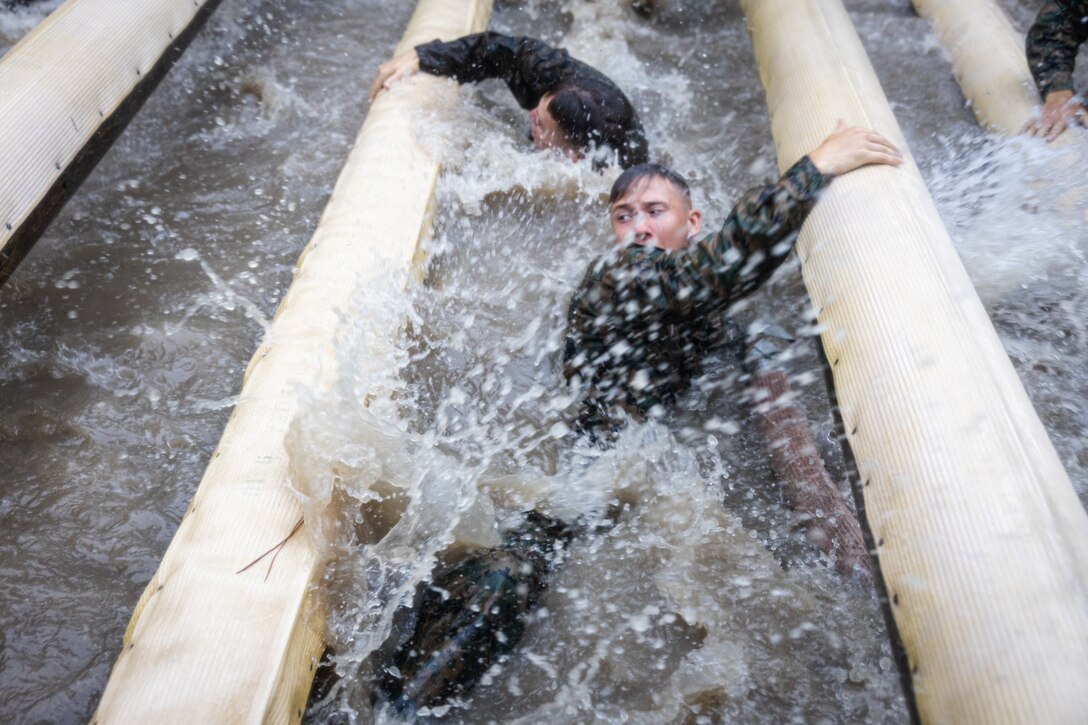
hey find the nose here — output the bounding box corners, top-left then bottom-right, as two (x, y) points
(632, 212), (651, 239)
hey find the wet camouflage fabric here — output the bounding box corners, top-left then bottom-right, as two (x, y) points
(375, 512), (572, 713)
(415, 31), (647, 166)
(1027, 0), (1088, 97)
(563, 156), (830, 439)
(372, 160), (828, 709)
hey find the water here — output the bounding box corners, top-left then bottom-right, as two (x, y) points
(1, 0), (1085, 723)
(0, 0), (415, 720)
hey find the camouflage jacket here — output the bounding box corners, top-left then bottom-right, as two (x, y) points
(1027, 0), (1088, 97)
(562, 156), (830, 437)
(415, 32), (647, 164)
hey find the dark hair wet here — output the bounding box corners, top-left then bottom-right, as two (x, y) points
(608, 163), (691, 207)
(547, 76), (649, 169)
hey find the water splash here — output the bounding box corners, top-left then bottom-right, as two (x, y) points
(927, 131), (1088, 302)
(288, 7), (906, 715)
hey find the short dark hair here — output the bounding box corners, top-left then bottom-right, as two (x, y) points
(608, 163), (691, 206)
(547, 77), (649, 169)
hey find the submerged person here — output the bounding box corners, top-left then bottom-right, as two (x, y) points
(1023, 0), (1088, 141)
(370, 32), (649, 168)
(375, 512), (573, 711)
(373, 121), (902, 714)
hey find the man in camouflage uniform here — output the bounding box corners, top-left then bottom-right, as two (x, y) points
(564, 125), (898, 441)
(374, 122), (901, 713)
(1025, 0), (1088, 140)
(371, 32), (648, 168)
(563, 161), (826, 441)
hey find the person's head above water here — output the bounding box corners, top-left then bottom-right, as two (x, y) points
(608, 163), (702, 251)
(535, 77), (649, 168)
(370, 34), (649, 169)
(606, 120), (906, 251)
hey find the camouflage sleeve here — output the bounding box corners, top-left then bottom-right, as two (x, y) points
(661, 155), (830, 318)
(563, 157), (828, 370)
(415, 32), (577, 110)
(1026, 0), (1088, 98)
(562, 263), (609, 384)
(562, 263), (632, 439)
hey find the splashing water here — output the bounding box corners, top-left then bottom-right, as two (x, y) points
(2, 0), (1086, 722)
(290, 3), (909, 722)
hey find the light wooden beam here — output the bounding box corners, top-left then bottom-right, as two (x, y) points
(94, 1), (493, 722)
(740, 0), (1088, 721)
(0, 0), (225, 286)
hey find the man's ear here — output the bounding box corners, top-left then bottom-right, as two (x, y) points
(687, 209), (703, 239)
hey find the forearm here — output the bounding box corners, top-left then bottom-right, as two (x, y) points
(415, 32), (572, 108)
(416, 32), (514, 83)
(729, 155), (830, 257)
(677, 155), (830, 310)
(749, 368), (870, 576)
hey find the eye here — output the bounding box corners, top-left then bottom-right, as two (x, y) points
(614, 213), (630, 223)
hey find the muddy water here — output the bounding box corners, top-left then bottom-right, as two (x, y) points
(0, 0), (1085, 723)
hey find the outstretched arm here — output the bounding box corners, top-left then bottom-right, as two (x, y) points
(1024, 0), (1088, 140)
(370, 32), (575, 107)
(663, 122), (901, 317)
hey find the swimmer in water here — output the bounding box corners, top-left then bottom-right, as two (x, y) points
(370, 32), (648, 168)
(373, 121), (902, 714)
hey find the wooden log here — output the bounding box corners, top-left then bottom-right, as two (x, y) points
(740, 0), (1088, 721)
(0, 0), (225, 287)
(911, 0), (1088, 228)
(911, 0), (1038, 136)
(93, 1), (493, 722)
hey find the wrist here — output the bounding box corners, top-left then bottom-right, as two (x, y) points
(1045, 89), (1075, 105)
(806, 150), (836, 177)
(796, 155), (834, 193)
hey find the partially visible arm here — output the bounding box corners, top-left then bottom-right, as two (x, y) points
(562, 263), (635, 439)
(415, 32), (576, 109)
(1023, 1), (1088, 139)
(644, 122), (901, 319)
(664, 156), (831, 317)
(1027, 0), (1088, 99)
(562, 263), (611, 385)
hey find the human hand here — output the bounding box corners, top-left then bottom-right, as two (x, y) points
(369, 49), (421, 102)
(1022, 90), (1087, 142)
(807, 119), (903, 176)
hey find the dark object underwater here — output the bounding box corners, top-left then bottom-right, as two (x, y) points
(374, 511), (573, 714)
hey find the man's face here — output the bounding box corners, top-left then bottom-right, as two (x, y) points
(530, 94), (580, 160)
(609, 176), (702, 251)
